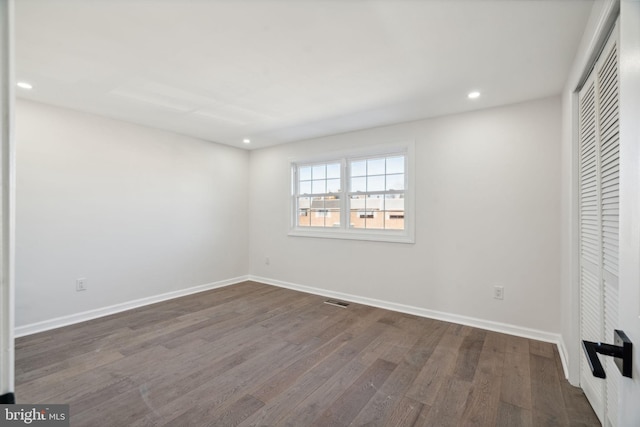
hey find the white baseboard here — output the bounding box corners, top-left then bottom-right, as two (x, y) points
(15, 275), (249, 338)
(16, 273), (567, 371)
(557, 335), (570, 380)
(250, 275), (563, 346)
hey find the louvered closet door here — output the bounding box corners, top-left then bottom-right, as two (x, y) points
(579, 22), (620, 427)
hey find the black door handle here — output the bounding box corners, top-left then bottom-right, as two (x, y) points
(582, 329), (633, 378)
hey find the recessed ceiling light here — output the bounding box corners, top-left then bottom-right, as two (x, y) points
(243, 138), (251, 144)
(17, 82), (33, 90)
(468, 91), (480, 99)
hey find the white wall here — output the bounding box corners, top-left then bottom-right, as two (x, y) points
(249, 96), (562, 335)
(15, 100), (249, 327)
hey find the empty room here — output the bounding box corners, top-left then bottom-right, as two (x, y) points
(1, 0), (640, 426)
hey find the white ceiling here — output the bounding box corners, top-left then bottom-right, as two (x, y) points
(15, 0), (594, 150)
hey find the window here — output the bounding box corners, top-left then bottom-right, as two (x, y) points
(295, 162), (341, 228)
(290, 143), (414, 243)
(349, 155), (405, 231)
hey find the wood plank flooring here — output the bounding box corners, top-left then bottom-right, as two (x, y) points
(15, 281), (600, 426)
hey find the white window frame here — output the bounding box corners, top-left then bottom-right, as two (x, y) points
(288, 141), (415, 244)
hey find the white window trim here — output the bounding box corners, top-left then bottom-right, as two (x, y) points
(288, 141), (415, 244)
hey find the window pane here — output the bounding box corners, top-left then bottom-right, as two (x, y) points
(299, 166), (312, 181)
(350, 195), (386, 229)
(351, 176), (366, 192)
(298, 196), (311, 209)
(309, 196), (341, 228)
(350, 194), (366, 209)
(310, 211), (326, 227)
(312, 165), (326, 180)
(310, 196), (325, 227)
(297, 197), (311, 227)
(385, 195), (405, 230)
(349, 195), (366, 228)
(298, 210), (311, 226)
(385, 214), (404, 229)
(365, 194), (384, 211)
(312, 179), (326, 194)
(327, 178), (340, 193)
(386, 173), (404, 191)
(326, 163), (341, 179)
(385, 195), (404, 211)
(366, 213), (384, 229)
(367, 175), (385, 191)
(326, 196), (341, 227)
(367, 158), (385, 175)
(350, 160), (366, 177)
(386, 156), (404, 174)
(299, 181), (312, 195)
(365, 195), (384, 229)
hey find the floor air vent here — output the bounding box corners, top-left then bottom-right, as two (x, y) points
(324, 299), (349, 308)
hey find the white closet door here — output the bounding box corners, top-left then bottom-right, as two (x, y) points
(579, 70), (604, 422)
(579, 22), (620, 427)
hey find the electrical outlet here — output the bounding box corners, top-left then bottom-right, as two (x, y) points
(76, 278), (87, 292)
(494, 285), (504, 300)
(265, 257), (270, 266)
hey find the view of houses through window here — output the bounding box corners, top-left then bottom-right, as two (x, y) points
(294, 153), (406, 231)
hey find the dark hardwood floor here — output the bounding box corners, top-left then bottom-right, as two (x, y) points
(15, 281), (600, 426)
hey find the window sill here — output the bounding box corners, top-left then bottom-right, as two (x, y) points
(288, 228), (415, 244)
